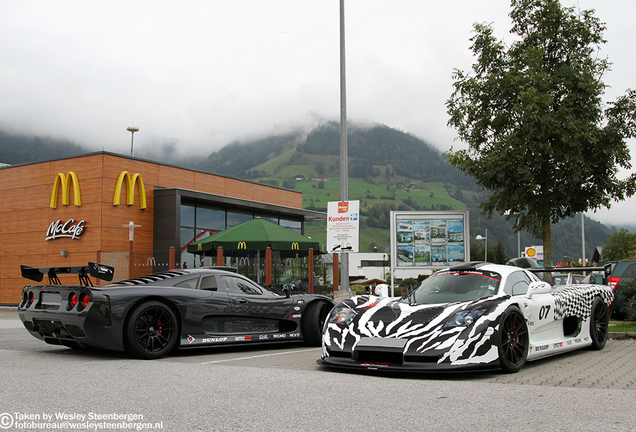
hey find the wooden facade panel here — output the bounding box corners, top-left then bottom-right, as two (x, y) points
(100, 204), (153, 229)
(276, 190), (303, 208)
(157, 165), (196, 190)
(99, 226), (154, 253)
(49, 154), (104, 180)
(2, 185), (50, 212)
(101, 155), (160, 183)
(0, 164), (51, 188)
(1, 279), (26, 304)
(224, 178), (256, 201)
(1, 229), (100, 259)
(194, 173), (226, 195)
(2, 207), (50, 235)
(2, 253), (47, 280)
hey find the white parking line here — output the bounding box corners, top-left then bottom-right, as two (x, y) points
(199, 347), (320, 365)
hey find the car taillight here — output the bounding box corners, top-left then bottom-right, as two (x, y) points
(80, 292), (90, 308)
(69, 292), (79, 308)
(608, 277), (620, 290)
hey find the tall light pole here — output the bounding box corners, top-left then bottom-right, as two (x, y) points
(127, 126), (139, 157)
(476, 229), (488, 262)
(581, 213), (586, 264)
(339, 0), (349, 291)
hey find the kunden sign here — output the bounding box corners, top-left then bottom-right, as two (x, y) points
(45, 219), (85, 241)
(326, 200), (360, 253)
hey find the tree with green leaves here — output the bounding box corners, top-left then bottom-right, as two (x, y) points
(490, 239), (509, 265)
(446, 0), (636, 268)
(602, 228), (636, 262)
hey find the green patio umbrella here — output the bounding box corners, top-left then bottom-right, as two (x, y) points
(186, 218), (323, 257)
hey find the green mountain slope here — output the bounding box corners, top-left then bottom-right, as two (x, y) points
(187, 122), (612, 262)
(0, 125), (615, 262)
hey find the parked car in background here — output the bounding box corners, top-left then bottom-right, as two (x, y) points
(607, 260), (636, 289)
(552, 273), (584, 285)
(581, 273), (605, 284)
(606, 260), (636, 318)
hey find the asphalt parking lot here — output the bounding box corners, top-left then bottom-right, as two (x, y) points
(2, 307), (636, 431)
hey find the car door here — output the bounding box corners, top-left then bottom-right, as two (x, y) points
(218, 274), (294, 334)
(504, 270), (558, 343)
(164, 273), (236, 343)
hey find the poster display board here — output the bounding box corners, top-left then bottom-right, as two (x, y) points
(391, 211), (470, 271)
(327, 200), (360, 253)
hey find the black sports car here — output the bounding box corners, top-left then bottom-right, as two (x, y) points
(17, 263), (334, 359)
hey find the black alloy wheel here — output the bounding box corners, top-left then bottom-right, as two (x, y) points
(589, 296), (609, 350)
(302, 301), (331, 346)
(125, 300), (179, 359)
(498, 306), (529, 373)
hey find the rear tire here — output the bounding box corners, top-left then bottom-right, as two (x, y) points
(124, 300), (179, 359)
(302, 302), (330, 346)
(589, 296), (609, 350)
(498, 306), (529, 373)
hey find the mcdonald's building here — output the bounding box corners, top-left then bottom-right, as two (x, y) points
(0, 152), (325, 304)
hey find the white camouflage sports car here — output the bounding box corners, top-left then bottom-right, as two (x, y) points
(318, 263), (613, 373)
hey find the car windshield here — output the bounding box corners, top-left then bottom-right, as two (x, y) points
(401, 270), (501, 305)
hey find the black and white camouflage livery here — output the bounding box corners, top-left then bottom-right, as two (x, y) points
(319, 263), (613, 373)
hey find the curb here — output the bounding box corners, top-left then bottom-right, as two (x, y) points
(608, 332), (636, 339)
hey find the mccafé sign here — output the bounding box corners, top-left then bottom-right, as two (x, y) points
(46, 170), (147, 240)
(46, 219), (85, 241)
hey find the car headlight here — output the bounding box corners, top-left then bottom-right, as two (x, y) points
(443, 308), (487, 328)
(328, 306), (357, 326)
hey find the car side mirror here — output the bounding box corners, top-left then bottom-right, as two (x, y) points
(282, 286), (291, 298)
(526, 281), (552, 298)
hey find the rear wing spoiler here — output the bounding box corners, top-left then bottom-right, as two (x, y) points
(20, 262), (115, 286)
(526, 264), (612, 284)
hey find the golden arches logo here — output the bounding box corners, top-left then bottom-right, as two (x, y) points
(113, 171), (147, 209)
(291, 242), (299, 250)
(50, 172), (81, 209)
(238, 242), (247, 249)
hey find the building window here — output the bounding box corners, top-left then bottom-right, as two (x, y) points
(280, 218), (302, 234)
(196, 206), (225, 231)
(227, 210), (253, 228)
(180, 203), (195, 228)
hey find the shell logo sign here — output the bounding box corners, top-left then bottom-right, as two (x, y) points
(526, 247), (536, 257)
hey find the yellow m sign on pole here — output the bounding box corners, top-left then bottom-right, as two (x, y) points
(50, 172), (81, 209)
(113, 171), (147, 209)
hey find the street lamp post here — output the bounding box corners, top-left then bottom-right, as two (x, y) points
(339, 0), (349, 291)
(127, 126), (139, 157)
(476, 229), (488, 262)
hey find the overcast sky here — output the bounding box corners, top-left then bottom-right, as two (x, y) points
(1, 1), (634, 226)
